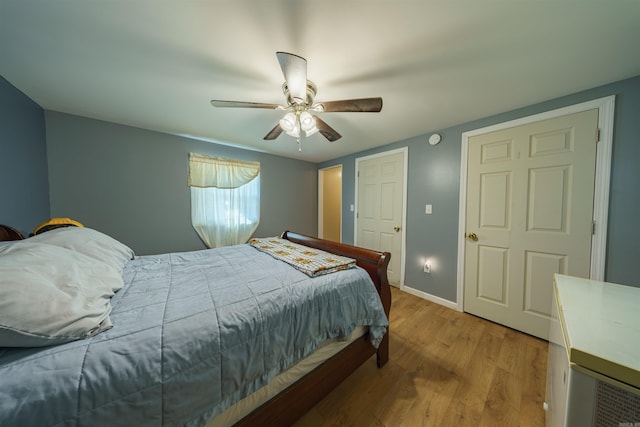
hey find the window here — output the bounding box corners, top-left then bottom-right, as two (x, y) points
(188, 153), (260, 248)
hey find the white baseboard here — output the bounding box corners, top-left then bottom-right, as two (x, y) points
(400, 284), (459, 311)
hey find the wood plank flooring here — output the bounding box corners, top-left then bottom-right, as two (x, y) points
(294, 287), (548, 427)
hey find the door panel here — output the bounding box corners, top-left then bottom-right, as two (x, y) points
(524, 251), (565, 316)
(380, 183), (395, 219)
(480, 172), (511, 228)
(477, 246), (508, 304)
(362, 184), (377, 220)
(528, 166), (569, 232)
(464, 109), (598, 339)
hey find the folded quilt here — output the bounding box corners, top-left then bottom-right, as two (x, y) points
(249, 237), (356, 277)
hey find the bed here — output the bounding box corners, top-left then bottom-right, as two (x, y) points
(0, 224), (391, 426)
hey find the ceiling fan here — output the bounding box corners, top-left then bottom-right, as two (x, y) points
(210, 52), (383, 145)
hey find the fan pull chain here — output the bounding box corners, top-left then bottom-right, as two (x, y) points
(297, 138), (302, 151)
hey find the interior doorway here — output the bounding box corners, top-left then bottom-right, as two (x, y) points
(318, 165), (342, 242)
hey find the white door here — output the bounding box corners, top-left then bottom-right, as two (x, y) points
(463, 109), (599, 339)
(356, 149), (406, 286)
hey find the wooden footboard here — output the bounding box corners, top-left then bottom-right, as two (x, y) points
(281, 231), (391, 366)
(232, 232), (392, 426)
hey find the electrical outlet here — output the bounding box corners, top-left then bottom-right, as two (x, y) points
(423, 260), (431, 273)
(425, 204), (432, 214)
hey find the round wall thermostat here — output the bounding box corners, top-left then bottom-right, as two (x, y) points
(428, 133), (441, 145)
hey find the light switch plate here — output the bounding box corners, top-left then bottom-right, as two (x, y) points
(425, 204), (432, 214)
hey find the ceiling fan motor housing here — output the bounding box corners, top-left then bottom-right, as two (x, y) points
(282, 80), (317, 107)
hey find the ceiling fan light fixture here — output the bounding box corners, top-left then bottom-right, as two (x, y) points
(304, 127), (319, 137)
(279, 112), (298, 133)
(288, 127), (301, 138)
(299, 111), (319, 137)
(299, 111), (314, 129)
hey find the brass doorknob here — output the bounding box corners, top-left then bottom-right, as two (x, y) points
(394, 226), (401, 232)
(466, 232), (478, 241)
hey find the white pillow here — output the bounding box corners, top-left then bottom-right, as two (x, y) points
(27, 227), (134, 273)
(0, 242), (123, 347)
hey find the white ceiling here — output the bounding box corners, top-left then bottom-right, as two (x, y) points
(2, 1), (639, 163)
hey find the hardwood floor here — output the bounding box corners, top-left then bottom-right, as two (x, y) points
(294, 287), (548, 427)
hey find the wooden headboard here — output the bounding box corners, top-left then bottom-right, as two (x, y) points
(0, 225), (25, 241)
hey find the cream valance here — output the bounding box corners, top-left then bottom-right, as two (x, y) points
(188, 153), (260, 189)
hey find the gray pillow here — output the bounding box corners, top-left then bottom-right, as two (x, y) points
(0, 242), (123, 347)
(27, 227), (134, 273)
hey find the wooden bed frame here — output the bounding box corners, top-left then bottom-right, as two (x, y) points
(0, 225), (391, 426)
(233, 231), (392, 426)
(0, 224), (24, 241)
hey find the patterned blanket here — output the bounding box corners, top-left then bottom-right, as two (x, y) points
(249, 237), (356, 277)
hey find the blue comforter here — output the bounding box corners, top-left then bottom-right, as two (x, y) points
(0, 244), (388, 426)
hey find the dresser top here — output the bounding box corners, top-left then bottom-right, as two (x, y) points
(555, 274), (640, 389)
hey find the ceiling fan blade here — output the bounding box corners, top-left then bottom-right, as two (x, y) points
(263, 123), (283, 140)
(319, 97), (383, 113)
(314, 116), (342, 142)
(276, 52), (307, 104)
(211, 100), (280, 109)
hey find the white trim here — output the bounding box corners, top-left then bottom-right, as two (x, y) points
(317, 165), (343, 241)
(318, 169), (324, 238)
(591, 97), (615, 280)
(354, 147), (408, 287)
(456, 135), (470, 312)
(456, 95), (615, 312)
(401, 285), (457, 310)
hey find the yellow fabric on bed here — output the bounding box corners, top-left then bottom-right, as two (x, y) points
(249, 237), (356, 277)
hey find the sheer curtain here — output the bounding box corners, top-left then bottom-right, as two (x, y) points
(188, 153), (260, 248)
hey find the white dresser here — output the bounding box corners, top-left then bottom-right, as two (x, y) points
(545, 274), (640, 426)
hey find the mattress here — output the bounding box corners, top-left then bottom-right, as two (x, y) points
(206, 326), (367, 427)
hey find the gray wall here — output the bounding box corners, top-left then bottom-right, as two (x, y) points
(320, 74), (640, 300)
(5, 72), (639, 297)
(0, 76), (50, 235)
(45, 112), (318, 255)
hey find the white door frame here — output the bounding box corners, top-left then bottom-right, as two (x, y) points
(318, 164), (343, 241)
(456, 96), (615, 311)
(354, 147), (408, 287)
